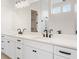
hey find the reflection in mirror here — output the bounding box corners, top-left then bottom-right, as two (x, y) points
(49, 0), (77, 34)
(30, 0), (49, 32)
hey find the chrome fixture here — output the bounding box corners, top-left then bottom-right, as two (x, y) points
(43, 29), (53, 38)
(17, 28), (27, 34)
(49, 29), (53, 38)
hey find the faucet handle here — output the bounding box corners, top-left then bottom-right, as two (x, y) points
(17, 28), (21, 31)
(23, 28), (27, 32)
(49, 34), (53, 38)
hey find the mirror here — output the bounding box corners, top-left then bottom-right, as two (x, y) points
(30, 0), (49, 32)
(48, 0), (77, 34)
(29, 0), (76, 34)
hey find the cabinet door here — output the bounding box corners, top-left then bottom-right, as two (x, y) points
(38, 50), (53, 59)
(15, 43), (23, 59)
(24, 45), (53, 59)
(54, 55), (68, 59)
(6, 39), (15, 59)
(23, 45), (38, 59)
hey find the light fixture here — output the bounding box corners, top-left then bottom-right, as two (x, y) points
(15, 0), (39, 8)
(15, 0), (30, 8)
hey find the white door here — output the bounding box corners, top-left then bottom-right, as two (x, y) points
(54, 55), (68, 59)
(38, 49), (53, 59)
(6, 39), (15, 59)
(23, 45), (38, 59)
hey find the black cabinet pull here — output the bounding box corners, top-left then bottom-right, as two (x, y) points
(1, 36), (5, 37)
(59, 51), (71, 55)
(17, 47), (21, 49)
(7, 41), (10, 43)
(17, 40), (21, 42)
(17, 57), (20, 59)
(1, 41), (4, 43)
(33, 50), (37, 53)
(2, 48), (4, 50)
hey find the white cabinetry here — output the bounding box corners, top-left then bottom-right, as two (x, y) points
(5, 39), (15, 59)
(1, 35), (6, 53)
(23, 45), (37, 59)
(54, 46), (77, 59)
(38, 49), (53, 59)
(1, 35), (16, 59)
(15, 43), (23, 59)
(4, 36), (16, 59)
(54, 55), (67, 59)
(23, 45), (53, 59)
(1, 35), (77, 59)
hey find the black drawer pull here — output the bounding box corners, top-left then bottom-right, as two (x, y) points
(17, 40), (21, 42)
(2, 48), (4, 50)
(1, 36), (5, 37)
(33, 50), (37, 53)
(17, 57), (20, 59)
(1, 41), (4, 43)
(7, 41), (10, 43)
(59, 51), (71, 55)
(17, 47), (21, 49)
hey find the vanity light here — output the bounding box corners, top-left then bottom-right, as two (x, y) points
(15, 0), (39, 8)
(63, 0), (66, 2)
(15, 0), (30, 8)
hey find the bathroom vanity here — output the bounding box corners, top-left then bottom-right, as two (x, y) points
(1, 0), (77, 59)
(1, 33), (77, 59)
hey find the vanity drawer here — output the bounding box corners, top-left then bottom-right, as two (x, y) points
(15, 43), (23, 59)
(5, 35), (23, 43)
(1, 35), (6, 39)
(23, 39), (53, 53)
(5, 35), (16, 42)
(16, 43), (23, 51)
(16, 53), (23, 59)
(16, 38), (24, 44)
(54, 46), (77, 59)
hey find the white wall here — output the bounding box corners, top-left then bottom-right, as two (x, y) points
(1, 0), (31, 34)
(1, 0), (76, 34)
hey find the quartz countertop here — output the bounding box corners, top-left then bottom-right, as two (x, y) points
(3, 32), (77, 50)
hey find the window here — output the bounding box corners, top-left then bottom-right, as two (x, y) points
(53, 0), (62, 4)
(74, 4), (77, 12)
(52, 7), (61, 14)
(63, 4), (71, 12)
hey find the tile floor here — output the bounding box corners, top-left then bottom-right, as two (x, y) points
(1, 53), (11, 59)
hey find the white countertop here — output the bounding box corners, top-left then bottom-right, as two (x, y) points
(3, 32), (77, 50)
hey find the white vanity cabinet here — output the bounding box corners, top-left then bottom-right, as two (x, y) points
(5, 39), (16, 59)
(3, 36), (16, 59)
(23, 45), (37, 59)
(1, 35), (6, 53)
(54, 46), (77, 59)
(23, 45), (53, 59)
(1, 34), (77, 59)
(1, 35), (16, 59)
(37, 49), (53, 59)
(54, 55), (68, 59)
(23, 39), (53, 59)
(15, 43), (24, 59)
